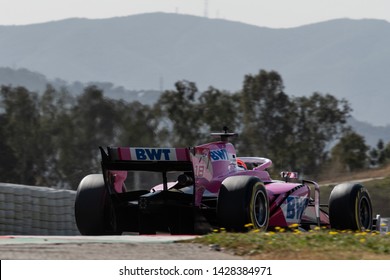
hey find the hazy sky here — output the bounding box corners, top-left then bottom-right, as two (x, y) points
(1, 0), (389, 28)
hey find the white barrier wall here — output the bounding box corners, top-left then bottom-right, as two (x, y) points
(0, 183), (79, 235)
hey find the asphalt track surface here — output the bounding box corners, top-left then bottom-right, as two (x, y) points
(0, 235), (243, 260)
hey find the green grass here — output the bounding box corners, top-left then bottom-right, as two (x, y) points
(187, 227), (390, 259)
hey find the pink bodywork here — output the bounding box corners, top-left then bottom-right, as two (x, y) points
(189, 140), (319, 227)
(189, 141), (272, 205)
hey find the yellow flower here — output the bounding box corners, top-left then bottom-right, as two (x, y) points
(329, 231), (338, 235)
(313, 226), (321, 231)
(288, 223), (299, 228)
(354, 231), (368, 236)
(245, 223), (254, 228)
(360, 238), (366, 243)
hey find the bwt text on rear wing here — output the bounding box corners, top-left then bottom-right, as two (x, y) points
(100, 147), (194, 173)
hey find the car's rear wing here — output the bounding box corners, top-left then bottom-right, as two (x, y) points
(100, 146), (194, 173)
(100, 146), (195, 193)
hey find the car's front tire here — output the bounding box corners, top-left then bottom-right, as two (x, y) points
(329, 183), (373, 230)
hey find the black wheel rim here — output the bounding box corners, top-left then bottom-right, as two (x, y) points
(253, 191), (267, 227)
(359, 196), (371, 229)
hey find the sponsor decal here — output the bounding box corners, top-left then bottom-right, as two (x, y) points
(130, 148), (177, 161)
(281, 195), (309, 223)
(210, 149), (229, 161)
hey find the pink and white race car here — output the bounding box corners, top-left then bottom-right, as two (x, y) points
(75, 129), (374, 235)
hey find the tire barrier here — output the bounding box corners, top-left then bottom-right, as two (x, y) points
(0, 183), (79, 235)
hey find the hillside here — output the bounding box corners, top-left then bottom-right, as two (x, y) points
(0, 67), (161, 105)
(1, 13), (390, 125)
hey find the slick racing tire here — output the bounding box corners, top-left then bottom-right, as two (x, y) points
(329, 183), (373, 230)
(217, 176), (269, 232)
(75, 174), (121, 235)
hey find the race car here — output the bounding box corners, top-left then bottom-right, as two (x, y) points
(74, 129), (375, 235)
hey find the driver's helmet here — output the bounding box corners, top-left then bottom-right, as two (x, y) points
(236, 158), (247, 170)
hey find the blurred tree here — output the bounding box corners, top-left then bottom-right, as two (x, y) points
(39, 85), (76, 187)
(0, 86), (40, 184)
(236, 70), (351, 175)
(385, 141), (390, 161)
(117, 101), (157, 146)
(65, 85), (120, 189)
(197, 87), (240, 143)
(369, 139), (388, 167)
(0, 98), (18, 182)
(289, 92), (352, 175)
(238, 70), (294, 168)
(331, 130), (369, 172)
(156, 80), (200, 146)
(369, 147), (379, 166)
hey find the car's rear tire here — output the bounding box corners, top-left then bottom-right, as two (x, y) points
(75, 174), (121, 235)
(217, 176), (269, 231)
(329, 183), (373, 230)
